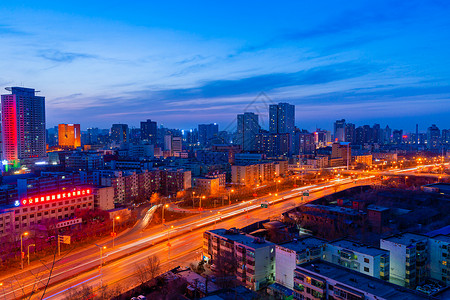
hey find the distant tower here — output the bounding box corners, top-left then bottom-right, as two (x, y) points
(1, 87), (46, 162)
(269, 103), (295, 134)
(333, 119), (346, 142)
(110, 124), (129, 143)
(237, 112), (260, 151)
(58, 124), (81, 148)
(140, 119), (157, 144)
(416, 124), (419, 145)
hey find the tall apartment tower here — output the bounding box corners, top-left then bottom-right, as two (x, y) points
(58, 124), (81, 148)
(110, 124), (129, 143)
(1, 87), (46, 162)
(237, 112), (260, 151)
(269, 102), (295, 134)
(198, 123), (219, 147)
(333, 119), (346, 142)
(140, 119), (157, 144)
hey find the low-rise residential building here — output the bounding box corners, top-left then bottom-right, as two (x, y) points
(324, 239), (390, 281)
(231, 162), (275, 186)
(294, 260), (428, 300)
(355, 154), (373, 166)
(367, 205), (390, 233)
(275, 237), (327, 290)
(93, 186), (115, 211)
(428, 234), (450, 285)
(193, 177), (220, 195)
(203, 228), (276, 291)
(380, 233), (428, 288)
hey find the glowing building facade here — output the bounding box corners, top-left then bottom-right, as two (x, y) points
(1, 87), (46, 163)
(58, 124), (81, 148)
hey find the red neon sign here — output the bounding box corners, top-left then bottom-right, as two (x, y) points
(21, 188), (91, 206)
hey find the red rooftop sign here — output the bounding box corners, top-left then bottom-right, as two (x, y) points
(21, 188), (91, 206)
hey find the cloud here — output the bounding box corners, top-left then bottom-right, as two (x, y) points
(146, 61), (377, 102)
(0, 24), (29, 36)
(38, 49), (96, 63)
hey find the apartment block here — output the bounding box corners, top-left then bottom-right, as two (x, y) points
(293, 260), (427, 300)
(275, 237), (327, 290)
(203, 228), (275, 291)
(380, 233), (428, 288)
(324, 239), (390, 281)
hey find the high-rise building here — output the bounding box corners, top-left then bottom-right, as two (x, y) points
(110, 124), (128, 144)
(1, 87), (46, 162)
(392, 129), (403, 145)
(198, 123), (219, 147)
(442, 129), (450, 145)
(140, 119), (157, 144)
(344, 123), (355, 144)
(58, 124), (81, 148)
(237, 112), (260, 151)
(334, 119), (346, 142)
(269, 102), (295, 134)
(427, 124), (441, 149)
(372, 123), (381, 144)
(384, 125), (392, 144)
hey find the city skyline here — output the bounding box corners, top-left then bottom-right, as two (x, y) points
(1, 1), (450, 130)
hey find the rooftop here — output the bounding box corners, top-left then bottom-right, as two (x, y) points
(278, 236), (327, 253)
(328, 239), (389, 257)
(382, 232), (428, 245)
(208, 228), (275, 249)
(431, 234), (450, 244)
(298, 260), (431, 300)
(427, 225), (450, 237)
(367, 204), (390, 212)
(304, 204), (365, 216)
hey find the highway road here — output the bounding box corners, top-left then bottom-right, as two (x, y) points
(0, 176), (375, 299)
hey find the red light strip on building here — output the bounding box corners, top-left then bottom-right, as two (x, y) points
(21, 189), (91, 206)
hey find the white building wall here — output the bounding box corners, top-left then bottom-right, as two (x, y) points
(380, 240), (407, 284)
(275, 245), (296, 289)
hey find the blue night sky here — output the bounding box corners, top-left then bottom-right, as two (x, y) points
(1, 0), (450, 132)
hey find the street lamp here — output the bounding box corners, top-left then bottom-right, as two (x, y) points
(94, 244), (107, 287)
(164, 224), (174, 259)
(228, 189), (234, 205)
(162, 204), (169, 224)
(20, 232), (29, 269)
(200, 196), (205, 210)
(112, 216), (120, 248)
(27, 244), (35, 266)
(276, 180), (281, 193)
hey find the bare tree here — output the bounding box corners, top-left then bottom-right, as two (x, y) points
(63, 284), (93, 300)
(134, 255), (161, 286)
(147, 255), (160, 279)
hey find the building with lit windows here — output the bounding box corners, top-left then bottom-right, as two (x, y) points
(140, 119), (157, 145)
(236, 112), (260, 152)
(380, 233), (428, 288)
(58, 124), (81, 148)
(323, 239), (390, 281)
(231, 162), (276, 186)
(1, 87), (46, 164)
(110, 124), (128, 144)
(0, 188), (94, 238)
(275, 237), (327, 290)
(293, 260), (426, 300)
(203, 228), (276, 291)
